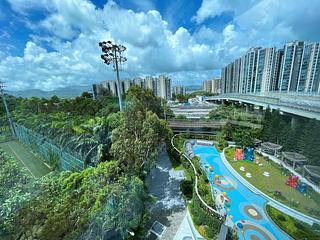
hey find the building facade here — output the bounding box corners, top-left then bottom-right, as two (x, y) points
(93, 75), (172, 100)
(220, 40), (320, 94)
(156, 75), (172, 100)
(203, 77), (221, 94)
(172, 85), (186, 95)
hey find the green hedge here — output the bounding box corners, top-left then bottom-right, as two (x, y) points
(180, 180), (193, 200)
(266, 205), (320, 240)
(189, 193), (222, 239)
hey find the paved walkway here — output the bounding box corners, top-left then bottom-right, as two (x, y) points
(173, 209), (204, 240)
(257, 150), (320, 194)
(145, 146), (187, 240)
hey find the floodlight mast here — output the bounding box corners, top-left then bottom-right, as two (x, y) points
(98, 40), (127, 111)
(0, 82), (15, 137)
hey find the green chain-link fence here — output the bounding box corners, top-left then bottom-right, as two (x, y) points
(14, 123), (84, 171)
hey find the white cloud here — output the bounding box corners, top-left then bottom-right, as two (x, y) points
(193, 0), (320, 60)
(7, 0), (51, 15)
(2, 0), (320, 91)
(193, 0), (259, 24)
(2, 0), (221, 91)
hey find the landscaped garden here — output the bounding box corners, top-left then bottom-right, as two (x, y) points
(225, 147), (320, 219)
(168, 134), (225, 240)
(266, 205), (320, 240)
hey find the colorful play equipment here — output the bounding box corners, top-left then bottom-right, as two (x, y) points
(234, 147), (254, 161)
(244, 147), (254, 162)
(234, 148), (244, 160)
(297, 182), (307, 193)
(237, 222), (243, 229)
(286, 174), (299, 188)
(223, 192), (231, 207)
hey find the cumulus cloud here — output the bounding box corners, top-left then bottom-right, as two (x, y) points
(2, 0), (223, 91)
(193, 0), (259, 24)
(1, 0), (320, 91)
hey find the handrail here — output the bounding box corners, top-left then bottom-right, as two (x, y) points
(207, 94), (320, 114)
(171, 134), (221, 217)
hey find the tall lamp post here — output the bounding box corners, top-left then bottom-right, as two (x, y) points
(98, 40), (127, 111)
(0, 82), (15, 137)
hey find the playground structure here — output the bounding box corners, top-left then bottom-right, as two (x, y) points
(234, 148), (244, 160)
(286, 174), (308, 193)
(286, 174), (299, 188)
(234, 147), (254, 162)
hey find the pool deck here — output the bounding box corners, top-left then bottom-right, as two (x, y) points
(221, 147), (320, 225)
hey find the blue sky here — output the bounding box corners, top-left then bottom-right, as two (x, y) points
(0, 0), (319, 91)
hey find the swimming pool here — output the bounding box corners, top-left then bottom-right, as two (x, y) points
(193, 144), (291, 240)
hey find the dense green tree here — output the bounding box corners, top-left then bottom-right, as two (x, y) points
(175, 93), (188, 103)
(0, 151), (32, 237)
(261, 109), (320, 165)
(298, 119), (320, 165)
(111, 107), (166, 175)
(126, 86), (163, 118)
(232, 128), (254, 148)
(216, 131), (228, 149)
(4, 161), (145, 240)
(209, 104), (232, 120)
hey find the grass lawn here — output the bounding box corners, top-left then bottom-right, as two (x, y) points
(225, 147), (320, 219)
(0, 140), (51, 178)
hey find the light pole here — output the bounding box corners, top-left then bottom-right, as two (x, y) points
(0, 82), (15, 137)
(99, 40), (127, 111)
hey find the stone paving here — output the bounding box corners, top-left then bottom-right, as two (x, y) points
(145, 145), (186, 239)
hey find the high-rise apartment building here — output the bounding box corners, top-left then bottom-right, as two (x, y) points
(156, 75), (172, 100)
(172, 86), (186, 95)
(270, 49), (284, 91)
(255, 47), (276, 93)
(122, 78), (132, 93)
(220, 40), (320, 95)
(298, 42), (320, 93)
(279, 41), (304, 92)
(203, 78), (220, 94)
(93, 75), (172, 100)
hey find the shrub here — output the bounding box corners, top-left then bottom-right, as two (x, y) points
(277, 214), (286, 222)
(189, 194), (222, 239)
(198, 225), (207, 238)
(266, 205), (320, 240)
(180, 180), (193, 199)
(205, 225), (216, 239)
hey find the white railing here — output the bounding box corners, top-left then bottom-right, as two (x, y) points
(171, 134), (221, 217)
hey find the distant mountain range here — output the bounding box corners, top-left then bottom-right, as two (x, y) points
(8, 85), (92, 98)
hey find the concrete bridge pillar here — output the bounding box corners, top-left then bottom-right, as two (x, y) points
(259, 106), (264, 113)
(291, 115), (298, 129)
(245, 104), (250, 112)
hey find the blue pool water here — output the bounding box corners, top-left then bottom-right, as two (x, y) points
(193, 144), (290, 240)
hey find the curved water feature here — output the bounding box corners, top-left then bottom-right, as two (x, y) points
(193, 144), (291, 240)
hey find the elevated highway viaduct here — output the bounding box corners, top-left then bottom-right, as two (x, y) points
(205, 93), (320, 120)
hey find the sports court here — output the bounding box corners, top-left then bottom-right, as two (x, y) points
(0, 140), (51, 178)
